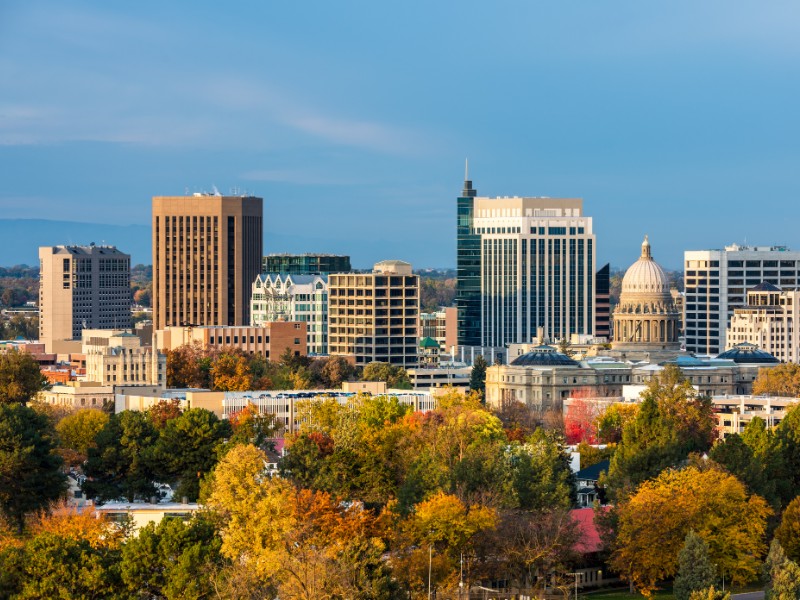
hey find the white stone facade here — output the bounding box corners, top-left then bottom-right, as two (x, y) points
(727, 285), (800, 363)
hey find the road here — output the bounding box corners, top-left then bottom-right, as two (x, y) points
(731, 591), (764, 600)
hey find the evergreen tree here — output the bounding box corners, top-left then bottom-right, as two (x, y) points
(763, 539), (800, 600)
(469, 355), (488, 397)
(674, 530), (717, 600)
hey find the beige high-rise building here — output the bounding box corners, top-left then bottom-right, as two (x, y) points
(328, 260), (420, 368)
(152, 194), (263, 330)
(39, 245), (131, 353)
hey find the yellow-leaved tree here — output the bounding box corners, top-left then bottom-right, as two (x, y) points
(610, 466), (771, 598)
(752, 363), (800, 397)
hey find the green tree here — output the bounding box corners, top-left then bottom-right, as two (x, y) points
(120, 515), (224, 599)
(605, 365), (715, 499)
(1, 533), (122, 599)
(777, 405), (800, 505)
(710, 433), (778, 508)
(776, 496), (800, 563)
(153, 408), (232, 501)
(55, 408), (109, 466)
(362, 362), (411, 389)
(674, 530), (718, 600)
(469, 355), (488, 398)
(763, 539), (800, 600)
(83, 410), (159, 502)
(689, 587), (730, 600)
(0, 349), (48, 405)
(0, 403), (66, 533)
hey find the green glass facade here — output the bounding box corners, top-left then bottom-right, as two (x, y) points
(262, 254), (351, 275)
(456, 179), (481, 347)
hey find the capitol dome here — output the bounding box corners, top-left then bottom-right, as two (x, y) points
(621, 236), (671, 295)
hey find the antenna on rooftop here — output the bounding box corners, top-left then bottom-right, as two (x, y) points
(465, 158), (469, 181)
(212, 184), (222, 196)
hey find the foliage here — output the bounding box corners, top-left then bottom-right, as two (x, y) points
(211, 352), (254, 391)
(120, 515), (224, 599)
(0, 349), (48, 405)
(605, 365), (715, 499)
(469, 355), (488, 397)
(420, 276), (456, 312)
(83, 410), (159, 503)
(576, 441), (614, 469)
(709, 431), (781, 508)
(688, 587), (730, 600)
(596, 402), (639, 444)
(0, 403), (66, 533)
(227, 403), (280, 450)
(753, 363), (800, 397)
(564, 398), (601, 444)
(153, 408), (232, 501)
(0, 532), (122, 599)
(55, 408), (109, 466)
(674, 530), (717, 600)
(776, 496), (800, 563)
(776, 405), (800, 505)
(362, 361), (412, 389)
(763, 539), (800, 600)
(0, 315), (39, 341)
(609, 466), (770, 598)
(165, 342), (218, 389)
(147, 399), (183, 429)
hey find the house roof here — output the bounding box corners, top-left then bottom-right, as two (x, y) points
(750, 281), (781, 292)
(575, 459), (610, 482)
(571, 507), (605, 554)
(419, 337), (439, 349)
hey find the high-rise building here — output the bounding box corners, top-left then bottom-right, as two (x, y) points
(726, 283), (800, 363)
(595, 264), (611, 340)
(251, 274), (329, 355)
(152, 194), (263, 330)
(39, 245), (131, 353)
(263, 253), (351, 275)
(419, 307), (458, 353)
(456, 168), (480, 348)
(457, 181), (597, 349)
(684, 244), (800, 355)
(328, 260), (420, 368)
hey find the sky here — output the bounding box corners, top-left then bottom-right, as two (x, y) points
(1, 1), (800, 269)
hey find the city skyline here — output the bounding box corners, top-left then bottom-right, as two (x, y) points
(3, 2), (800, 269)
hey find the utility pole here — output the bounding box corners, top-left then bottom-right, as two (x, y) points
(428, 544), (432, 600)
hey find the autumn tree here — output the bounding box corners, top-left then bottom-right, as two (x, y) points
(0, 403), (66, 533)
(596, 402), (638, 444)
(227, 403), (280, 450)
(609, 466), (770, 598)
(0, 348), (48, 405)
(753, 363), (800, 397)
(564, 397), (601, 444)
(776, 496), (800, 563)
(147, 398), (183, 429)
(29, 503), (123, 550)
(605, 365), (715, 498)
(211, 352), (254, 391)
(320, 356), (357, 388)
(153, 408), (231, 501)
(83, 410), (159, 502)
(55, 408), (109, 466)
(674, 530), (717, 600)
(165, 342), (217, 389)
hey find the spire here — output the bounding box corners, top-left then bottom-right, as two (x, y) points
(461, 158), (476, 197)
(641, 235), (652, 259)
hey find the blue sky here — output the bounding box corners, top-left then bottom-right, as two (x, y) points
(1, 1), (799, 269)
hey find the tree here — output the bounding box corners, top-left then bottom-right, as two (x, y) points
(710, 433), (779, 508)
(605, 365), (715, 498)
(777, 405), (800, 504)
(362, 362), (411, 389)
(147, 399), (183, 429)
(153, 408), (232, 501)
(165, 343), (217, 389)
(674, 530), (717, 600)
(120, 515), (224, 599)
(29, 502), (123, 550)
(83, 410), (159, 503)
(763, 539), (800, 600)
(0, 349), (48, 405)
(0, 403), (66, 533)
(689, 587), (731, 600)
(596, 402), (638, 444)
(753, 363), (800, 397)
(776, 496), (800, 563)
(469, 355), (488, 397)
(228, 403), (280, 450)
(610, 466), (770, 598)
(321, 356), (357, 388)
(211, 352), (253, 391)
(564, 397), (600, 444)
(55, 408), (109, 466)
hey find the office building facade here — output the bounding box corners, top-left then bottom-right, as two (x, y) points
(152, 194), (263, 330)
(684, 244), (800, 355)
(727, 283), (800, 363)
(39, 245), (131, 353)
(456, 175), (481, 348)
(595, 264), (611, 340)
(82, 329), (165, 387)
(155, 322), (307, 359)
(251, 273), (329, 355)
(263, 253), (351, 275)
(467, 195), (596, 348)
(328, 260), (420, 368)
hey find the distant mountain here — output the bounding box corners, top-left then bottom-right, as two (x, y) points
(0, 219), (454, 270)
(0, 219), (152, 265)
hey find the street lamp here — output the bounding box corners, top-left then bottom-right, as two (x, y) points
(567, 572), (581, 600)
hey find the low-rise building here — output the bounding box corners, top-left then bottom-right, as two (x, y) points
(95, 502), (199, 532)
(713, 394), (799, 438)
(155, 322), (307, 360)
(38, 381), (115, 409)
(82, 329), (165, 387)
(407, 365), (471, 391)
(419, 307), (457, 354)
